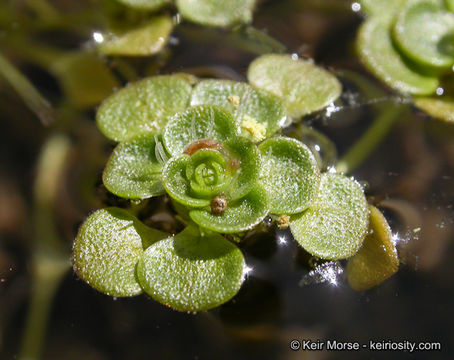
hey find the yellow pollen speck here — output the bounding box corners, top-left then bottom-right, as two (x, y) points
(227, 95), (240, 107)
(277, 215), (290, 229)
(241, 115), (266, 142)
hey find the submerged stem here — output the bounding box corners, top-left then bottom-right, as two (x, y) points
(19, 135), (72, 360)
(0, 53), (55, 126)
(336, 104), (406, 174)
(19, 254), (69, 360)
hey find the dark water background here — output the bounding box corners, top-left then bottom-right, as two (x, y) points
(1, 0), (454, 359)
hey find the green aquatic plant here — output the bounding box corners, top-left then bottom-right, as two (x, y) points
(96, 0), (260, 57)
(116, 0), (256, 27)
(0, 2), (421, 359)
(357, 0), (454, 122)
(72, 54), (398, 311)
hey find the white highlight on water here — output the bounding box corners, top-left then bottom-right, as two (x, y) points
(351, 2), (361, 12)
(278, 235), (288, 245)
(391, 232), (400, 246)
(436, 87), (444, 96)
(325, 103), (341, 117)
(299, 261), (343, 287)
(93, 32), (104, 43)
(243, 265), (253, 277)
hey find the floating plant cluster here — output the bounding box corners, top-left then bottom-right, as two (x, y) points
(73, 54), (400, 311)
(358, 0), (454, 122)
(95, 0), (260, 57)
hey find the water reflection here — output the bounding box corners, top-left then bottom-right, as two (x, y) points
(284, 124), (338, 170)
(299, 261), (343, 287)
(92, 32), (104, 44)
(219, 277), (281, 329)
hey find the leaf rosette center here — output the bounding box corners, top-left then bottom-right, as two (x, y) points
(185, 148), (232, 198)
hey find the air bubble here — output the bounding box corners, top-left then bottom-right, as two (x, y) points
(351, 2), (361, 12)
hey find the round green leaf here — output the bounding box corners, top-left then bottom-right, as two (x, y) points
(189, 186), (269, 233)
(224, 137), (261, 201)
(103, 133), (165, 199)
(162, 105), (238, 157)
(116, 0), (171, 10)
(99, 16), (173, 57)
(447, 0), (454, 12)
(346, 205), (399, 291)
(357, 17), (439, 95)
(228, 26), (287, 55)
(190, 79), (286, 139)
(137, 225), (245, 311)
(359, 0), (408, 16)
(247, 54), (342, 118)
(96, 75), (192, 142)
(414, 96), (454, 122)
(73, 207), (168, 297)
(393, 0), (454, 69)
(51, 52), (119, 109)
(258, 137), (320, 215)
(162, 155), (211, 208)
(176, 0), (256, 27)
(290, 173), (369, 260)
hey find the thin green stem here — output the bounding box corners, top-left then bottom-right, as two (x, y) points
(0, 35), (63, 68)
(19, 135), (72, 360)
(177, 25), (287, 56)
(19, 254), (69, 360)
(336, 104), (407, 174)
(25, 0), (59, 20)
(0, 53), (55, 126)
